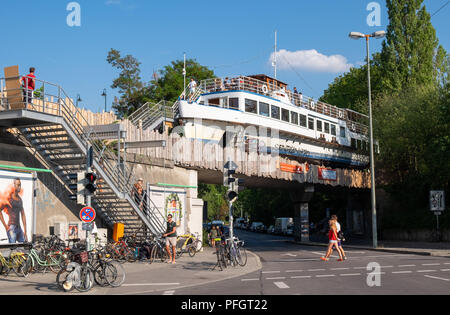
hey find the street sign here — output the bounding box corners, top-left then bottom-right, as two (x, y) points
(82, 222), (94, 231)
(430, 191), (445, 212)
(80, 206), (96, 223)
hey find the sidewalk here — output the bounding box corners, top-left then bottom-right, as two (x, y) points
(0, 247), (262, 295)
(293, 236), (450, 257)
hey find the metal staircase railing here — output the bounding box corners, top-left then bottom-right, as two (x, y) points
(0, 76), (167, 236)
(129, 100), (174, 130)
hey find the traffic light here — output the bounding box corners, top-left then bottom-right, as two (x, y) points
(68, 172), (86, 205)
(85, 172), (97, 194)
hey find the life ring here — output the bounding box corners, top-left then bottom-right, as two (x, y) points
(339, 111), (344, 119)
(261, 85), (268, 94)
(310, 101), (315, 109)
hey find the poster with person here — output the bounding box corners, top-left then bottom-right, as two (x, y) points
(0, 170), (34, 245)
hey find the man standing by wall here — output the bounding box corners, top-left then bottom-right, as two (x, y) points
(163, 214), (177, 264)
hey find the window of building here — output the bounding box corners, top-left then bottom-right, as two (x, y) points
(259, 102), (270, 117)
(340, 126), (346, 138)
(229, 97), (239, 110)
(316, 120), (323, 132)
(324, 122), (330, 134)
(245, 99), (257, 114)
(300, 114), (307, 127)
(331, 124), (336, 136)
(308, 117), (314, 130)
(209, 98), (220, 106)
(271, 105), (280, 120)
(291, 112), (299, 125)
(281, 108), (290, 123)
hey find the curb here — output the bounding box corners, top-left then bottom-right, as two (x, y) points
(289, 240), (450, 258)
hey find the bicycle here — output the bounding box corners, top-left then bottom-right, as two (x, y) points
(0, 244), (29, 277)
(23, 242), (65, 274)
(56, 250), (94, 292)
(149, 234), (169, 264)
(212, 237), (228, 271)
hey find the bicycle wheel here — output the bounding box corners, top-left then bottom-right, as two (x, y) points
(104, 261), (126, 287)
(236, 247), (247, 267)
(93, 263), (108, 287)
(48, 253), (65, 274)
(11, 254), (28, 277)
(194, 239), (203, 252)
(74, 265), (94, 292)
(56, 266), (73, 292)
(188, 245), (196, 257)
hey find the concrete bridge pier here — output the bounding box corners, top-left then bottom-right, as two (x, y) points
(291, 184), (314, 243)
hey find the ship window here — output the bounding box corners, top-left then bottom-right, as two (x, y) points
(316, 120), (323, 132)
(351, 138), (357, 149)
(340, 126), (346, 138)
(271, 105), (280, 120)
(245, 99), (257, 114)
(259, 102), (270, 117)
(209, 98), (220, 106)
(281, 109), (290, 122)
(308, 117), (314, 130)
(300, 114), (307, 127)
(331, 125), (336, 136)
(357, 139), (362, 150)
(291, 112), (299, 125)
(229, 98), (239, 110)
(324, 122), (330, 134)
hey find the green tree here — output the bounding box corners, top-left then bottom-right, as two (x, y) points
(149, 59), (215, 102)
(107, 48), (145, 118)
(380, 0), (446, 92)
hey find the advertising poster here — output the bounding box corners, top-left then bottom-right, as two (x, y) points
(0, 170), (34, 245)
(149, 186), (187, 235)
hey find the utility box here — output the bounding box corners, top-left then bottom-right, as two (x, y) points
(113, 223), (124, 242)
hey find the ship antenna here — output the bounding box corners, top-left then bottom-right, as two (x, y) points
(274, 30), (277, 80)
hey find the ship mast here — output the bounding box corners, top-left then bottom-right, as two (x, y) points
(274, 30), (277, 80)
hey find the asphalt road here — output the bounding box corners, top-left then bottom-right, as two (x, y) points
(163, 229), (450, 295)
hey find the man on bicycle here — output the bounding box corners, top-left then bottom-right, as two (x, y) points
(163, 214), (177, 264)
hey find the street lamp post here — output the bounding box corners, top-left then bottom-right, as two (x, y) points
(349, 30), (386, 249)
(101, 89), (107, 112)
(76, 94), (82, 108)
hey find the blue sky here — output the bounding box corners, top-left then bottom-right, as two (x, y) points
(1, 0), (449, 113)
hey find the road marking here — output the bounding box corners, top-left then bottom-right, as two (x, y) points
(308, 269), (326, 272)
(266, 277), (286, 280)
(380, 266), (394, 268)
(122, 283), (180, 287)
(262, 271), (280, 274)
(417, 270), (437, 273)
(316, 274), (336, 278)
(291, 276), (312, 279)
(398, 265), (416, 267)
(163, 290), (175, 295)
(282, 253), (297, 257)
(392, 271), (413, 274)
(241, 278), (259, 282)
(424, 275), (450, 282)
(422, 263), (441, 266)
(286, 270), (304, 273)
(441, 269), (450, 272)
(330, 268), (350, 271)
(340, 273), (362, 277)
(274, 281), (290, 289)
(353, 267), (367, 270)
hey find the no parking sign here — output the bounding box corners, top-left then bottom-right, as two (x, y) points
(80, 206), (96, 223)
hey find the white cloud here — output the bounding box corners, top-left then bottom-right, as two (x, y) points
(272, 49), (353, 73)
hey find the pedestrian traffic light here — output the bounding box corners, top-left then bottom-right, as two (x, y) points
(68, 172), (86, 205)
(85, 172), (97, 194)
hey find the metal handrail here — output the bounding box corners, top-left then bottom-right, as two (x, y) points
(1, 75), (166, 234)
(199, 76), (369, 135)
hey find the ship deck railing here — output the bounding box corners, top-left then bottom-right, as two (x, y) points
(199, 76), (369, 135)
